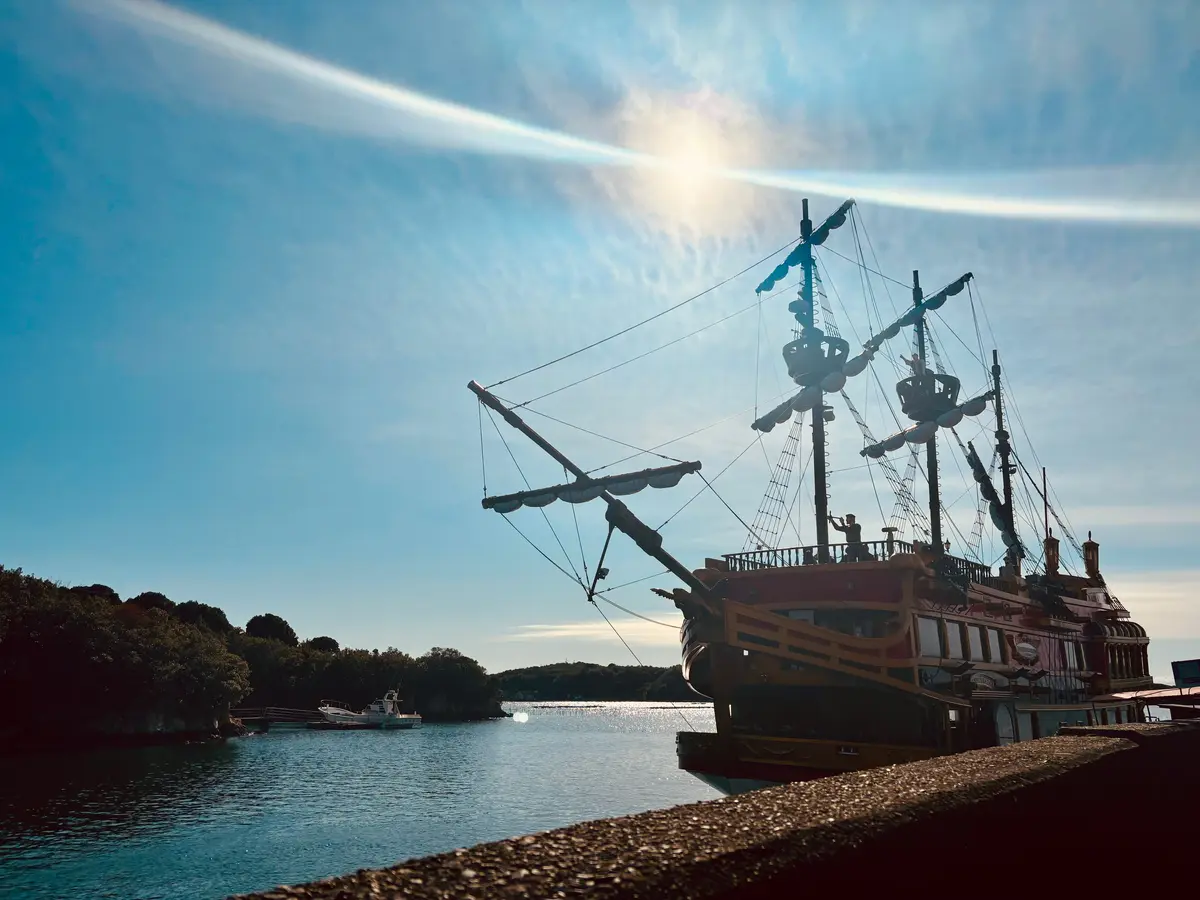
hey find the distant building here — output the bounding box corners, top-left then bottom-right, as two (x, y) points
(1171, 659), (1200, 688)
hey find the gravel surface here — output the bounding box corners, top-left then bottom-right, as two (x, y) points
(233, 732), (1137, 899)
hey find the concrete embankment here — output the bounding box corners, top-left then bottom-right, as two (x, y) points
(235, 722), (1198, 898)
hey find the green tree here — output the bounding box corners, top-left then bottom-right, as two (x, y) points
(127, 591), (175, 612)
(174, 600), (234, 634)
(68, 584), (121, 605)
(304, 635), (340, 653)
(245, 613), (298, 646)
(0, 566), (249, 746)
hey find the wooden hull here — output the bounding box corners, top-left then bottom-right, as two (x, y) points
(676, 547), (1153, 792)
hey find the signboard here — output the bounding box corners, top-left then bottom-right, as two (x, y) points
(1171, 658), (1200, 688)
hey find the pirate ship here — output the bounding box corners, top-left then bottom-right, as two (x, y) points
(470, 198), (1152, 795)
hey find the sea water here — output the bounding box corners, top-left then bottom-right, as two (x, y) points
(0, 703), (718, 899)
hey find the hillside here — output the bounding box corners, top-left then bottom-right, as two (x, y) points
(494, 662), (701, 702)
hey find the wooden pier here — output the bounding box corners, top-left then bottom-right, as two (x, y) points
(230, 707), (325, 731)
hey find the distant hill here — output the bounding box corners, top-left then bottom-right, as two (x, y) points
(494, 662), (702, 702)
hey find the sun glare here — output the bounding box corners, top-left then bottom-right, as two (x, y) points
(614, 95), (752, 227)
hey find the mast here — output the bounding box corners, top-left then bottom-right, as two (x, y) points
(1042, 466), (1049, 540)
(468, 380), (714, 600)
(801, 198), (831, 553)
(991, 349), (1017, 566)
(912, 270), (941, 552)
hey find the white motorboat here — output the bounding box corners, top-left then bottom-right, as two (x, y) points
(317, 690), (422, 729)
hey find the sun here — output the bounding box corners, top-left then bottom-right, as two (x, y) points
(599, 88), (768, 231)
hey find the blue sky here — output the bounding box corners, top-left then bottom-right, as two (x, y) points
(2, 0), (1199, 679)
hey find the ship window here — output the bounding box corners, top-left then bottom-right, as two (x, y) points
(967, 625), (986, 662)
(945, 622), (964, 659)
(987, 628), (1004, 663)
(918, 617), (942, 657)
(1067, 642), (1082, 670)
(790, 608), (898, 638)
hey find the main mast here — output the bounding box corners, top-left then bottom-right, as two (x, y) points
(991, 349), (1018, 570)
(800, 199), (831, 553)
(912, 270), (941, 551)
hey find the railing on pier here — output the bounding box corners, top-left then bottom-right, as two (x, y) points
(724, 539), (993, 585)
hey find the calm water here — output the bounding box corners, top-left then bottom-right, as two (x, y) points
(0, 703), (718, 899)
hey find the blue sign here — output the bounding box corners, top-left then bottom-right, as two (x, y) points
(1171, 659), (1200, 688)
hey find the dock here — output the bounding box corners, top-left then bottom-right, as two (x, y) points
(230, 707), (325, 731)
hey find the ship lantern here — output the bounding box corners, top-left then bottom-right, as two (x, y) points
(1083, 531), (1100, 580)
(782, 327), (850, 387)
(896, 372), (962, 423)
(1044, 529), (1060, 577)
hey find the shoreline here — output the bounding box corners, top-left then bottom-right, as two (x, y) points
(0, 709), (514, 758)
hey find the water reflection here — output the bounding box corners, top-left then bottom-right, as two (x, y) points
(0, 742), (240, 851)
(0, 704), (717, 899)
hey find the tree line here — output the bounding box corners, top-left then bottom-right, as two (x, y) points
(0, 566), (502, 751)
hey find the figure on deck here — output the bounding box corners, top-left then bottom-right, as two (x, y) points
(829, 513), (868, 561)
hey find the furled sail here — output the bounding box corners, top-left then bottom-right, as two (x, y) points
(482, 460), (701, 514)
(859, 392), (993, 457)
(755, 200), (855, 294)
(751, 273), (972, 433)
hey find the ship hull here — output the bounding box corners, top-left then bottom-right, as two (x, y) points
(675, 544), (1153, 794)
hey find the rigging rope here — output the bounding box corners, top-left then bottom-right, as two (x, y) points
(593, 594), (678, 628)
(660, 435), (761, 531)
(701, 472), (769, 548)
(477, 400), (488, 497)
(596, 570), (670, 594)
(819, 243), (911, 292)
(514, 298), (761, 408)
(566, 465), (590, 583)
(585, 387), (795, 476)
(508, 403), (685, 465)
(486, 236), (804, 391)
(499, 515), (583, 587)
(588, 598), (696, 732)
(485, 407), (584, 584)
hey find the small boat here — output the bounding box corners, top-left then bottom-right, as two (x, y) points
(316, 691), (422, 729)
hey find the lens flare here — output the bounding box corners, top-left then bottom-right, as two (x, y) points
(78, 0), (1200, 228)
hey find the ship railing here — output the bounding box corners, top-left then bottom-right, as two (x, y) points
(723, 539), (913, 571)
(723, 540), (993, 584)
(935, 554), (994, 586)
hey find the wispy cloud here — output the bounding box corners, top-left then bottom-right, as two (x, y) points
(503, 614), (683, 646)
(70, 0), (1200, 226)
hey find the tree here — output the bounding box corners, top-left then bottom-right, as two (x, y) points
(304, 635), (340, 653)
(69, 584), (121, 605)
(174, 600), (233, 634)
(127, 591), (175, 612)
(0, 566), (249, 743)
(245, 613), (298, 646)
